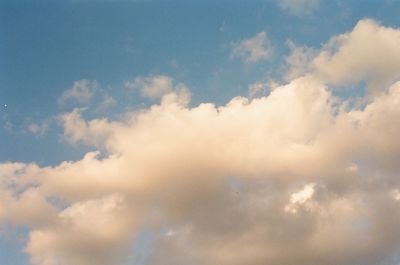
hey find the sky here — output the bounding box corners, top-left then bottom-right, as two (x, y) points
(1, 0), (400, 264)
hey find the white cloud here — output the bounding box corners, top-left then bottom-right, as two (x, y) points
(248, 79), (279, 98)
(26, 194), (136, 265)
(285, 19), (400, 94)
(58, 80), (97, 106)
(125, 75), (173, 99)
(313, 19), (400, 92)
(59, 80), (116, 113)
(231, 32), (273, 63)
(124, 75), (190, 105)
(290, 183), (315, 204)
(59, 108), (117, 147)
(284, 183), (315, 213)
(3, 19), (400, 265)
(284, 40), (316, 81)
(278, 0), (319, 16)
(2, 76), (400, 265)
(0, 163), (54, 226)
(248, 82), (269, 98)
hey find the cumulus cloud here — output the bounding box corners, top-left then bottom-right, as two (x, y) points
(314, 19), (400, 91)
(286, 19), (400, 94)
(0, 163), (55, 226)
(231, 32), (273, 63)
(26, 195), (136, 265)
(278, 0), (319, 16)
(2, 19), (400, 265)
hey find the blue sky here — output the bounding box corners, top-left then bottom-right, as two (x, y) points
(2, 0), (399, 165)
(2, 1), (400, 265)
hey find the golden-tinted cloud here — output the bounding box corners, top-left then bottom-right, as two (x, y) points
(1, 19), (400, 265)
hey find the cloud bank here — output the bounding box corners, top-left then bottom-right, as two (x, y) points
(2, 19), (400, 265)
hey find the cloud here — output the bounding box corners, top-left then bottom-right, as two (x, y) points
(285, 19), (400, 94)
(26, 195), (136, 265)
(284, 40), (316, 81)
(0, 163), (55, 226)
(58, 80), (97, 107)
(248, 79), (279, 98)
(284, 183), (315, 213)
(124, 75), (190, 104)
(28, 121), (50, 136)
(2, 76), (400, 265)
(278, 0), (319, 16)
(2, 20), (400, 265)
(313, 19), (400, 91)
(231, 32), (273, 63)
(59, 109), (117, 147)
(59, 80), (117, 114)
(96, 94), (117, 112)
(125, 75), (173, 99)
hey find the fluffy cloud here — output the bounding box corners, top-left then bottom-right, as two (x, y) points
(2, 19), (400, 265)
(26, 195), (136, 265)
(314, 19), (400, 91)
(286, 19), (400, 94)
(0, 163), (55, 226)
(231, 32), (273, 63)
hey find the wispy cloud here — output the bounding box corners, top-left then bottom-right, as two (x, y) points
(58, 80), (97, 107)
(248, 79), (279, 98)
(125, 75), (190, 105)
(27, 120), (50, 136)
(278, 0), (320, 16)
(231, 32), (273, 63)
